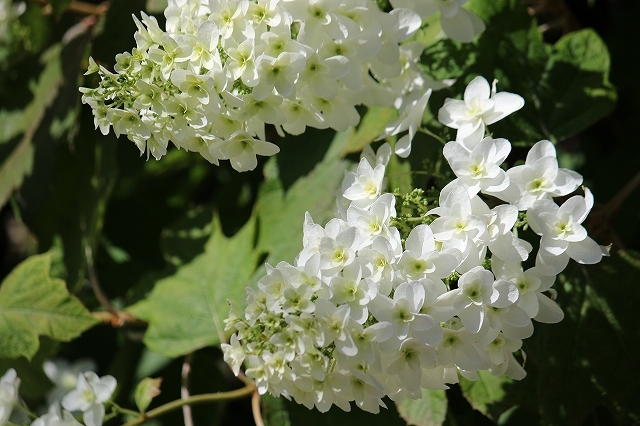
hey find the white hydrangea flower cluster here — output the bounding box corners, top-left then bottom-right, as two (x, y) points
(222, 79), (608, 413)
(80, 0), (442, 171)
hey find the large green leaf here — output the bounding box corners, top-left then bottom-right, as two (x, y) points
(0, 253), (97, 360)
(396, 389), (447, 426)
(128, 215), (259, 357)
(422, 0), (616, 146)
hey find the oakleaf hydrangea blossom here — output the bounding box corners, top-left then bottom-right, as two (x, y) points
(223, 85), (609, 413)
(438, 76), (524, 150)
(44, 358), (98, 407)
(505, 140), (583, 210)
(528, 187), (606, 275)
(0, 368), (19, 424)
(61, 372), (116, 426)
(80, 0), (474, 171)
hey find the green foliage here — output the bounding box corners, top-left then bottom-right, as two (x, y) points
(396, 389), (448, 426)
(0, 44), (63, 208)
(0, 253), (97, 360)
(262, 393), (292, 426)
(128, 215), (259, 357)
(340, 107), (397, 155)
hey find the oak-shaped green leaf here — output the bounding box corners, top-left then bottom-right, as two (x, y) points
(0, 253), (97, 360)
(128, 215), (259, 357)
(396, 389), (447, 426)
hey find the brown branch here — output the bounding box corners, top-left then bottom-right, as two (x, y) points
(91, 311), (147, 328)
(251, 389), (265, 426)
(86, 243), (147, 328)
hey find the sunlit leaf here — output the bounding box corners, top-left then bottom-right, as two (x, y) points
(128, 215), (259, 357)
(396, 389), (447, 426)
(0, 253), (97, 360)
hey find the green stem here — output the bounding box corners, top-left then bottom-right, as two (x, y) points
(122, 383), (256, 426)
(418, 127), (447, 145)
(12, 403), (37, 420)
(109, 400), (142, 417)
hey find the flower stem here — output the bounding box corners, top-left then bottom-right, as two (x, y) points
(109, 401), (142, 418)
(12, 403), (37, 420)
(121, 383), (256, 426)
(418, 127), (447, 145)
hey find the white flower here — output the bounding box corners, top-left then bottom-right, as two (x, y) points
(527, 187), (606, 274)
(211, 131), (280, 172)
(61, 372), (117, 426)
(221, 334), (246, 376)
(386, 338), (437, 393)
(0, 368), (19, 425)
(436, 327), (490, 372)
(506, 140), (583, 210)
(397, 224), (460, 281)
(428, 183), (487, 257)
(376, 89), (432, 158)
(341, 157), (386, 208)
(443, 267), (519, 333)
(492, 258), (564, 323)
(443, 137), (511, 197)
(43, 358), (97, 406)
(438, 76), (524, 150)
(369, 281), (442, 345)
(31, 403), (83, 426)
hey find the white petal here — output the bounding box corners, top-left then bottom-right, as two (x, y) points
(458, 304), (484, 333)
(464, 76), (491, 104)
(483, 92), (525, 124)
(441, 9), (482, 43)
(534, 293), (564, 323)
(567, 237), (603, 265)
(83, 403), (105, 426)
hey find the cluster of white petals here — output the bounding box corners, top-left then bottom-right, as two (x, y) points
(60, 372), (116, 426)
(81, 0), (438, 170)
(438, 75), (524, 150)
(223, 78), (608, 413)
(44, 358), (98, 407)
(0, 368), (20, 424)
(0, 360), (117, 426)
